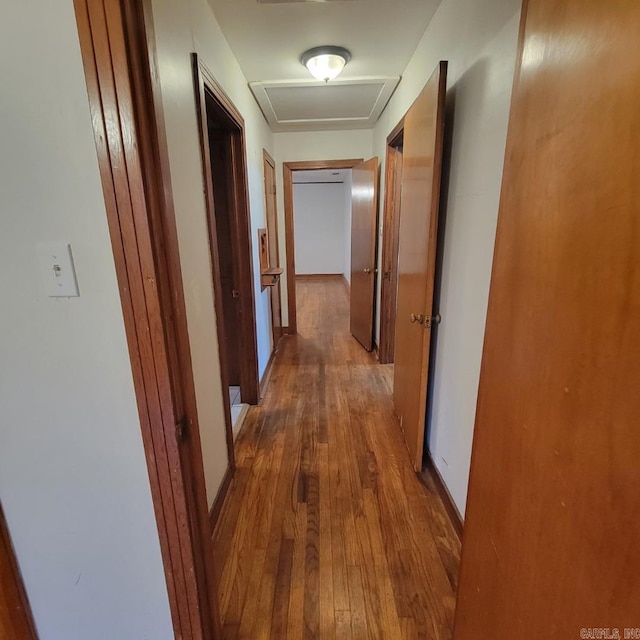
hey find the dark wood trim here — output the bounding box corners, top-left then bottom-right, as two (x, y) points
(75, 1), (223, 637)
(192, 56), (239, 464)
(283, 158), (363, 334)
(387, 116), (405, 147)
(193, 54), (260, 410)
(422, 452), (463, 541)
(262, 148), (283, 348)
(0, 502), (38, 639)
(208, 465), (234, 536)
(197, 62), (245, 128)
(259, 342), (278, 399)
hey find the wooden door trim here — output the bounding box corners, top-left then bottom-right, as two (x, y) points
(283, 158), (363, 334)
(379, 140), (404, 364)
(262, 148), (283, 347)
(263, 148), (276, 170)
(387, 116), (405, 147)
(75, 1), (222, 638)
(193, 54), (260, 407)
(0, 502), (38, 639)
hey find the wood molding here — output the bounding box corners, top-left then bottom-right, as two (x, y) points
(342, 274), (350, 294)
(0, 502), (37, 639)
(209, 465), (234, 536)
(387, 116), (405, 147)
(263, 148), (275, 170)
(259, 344), (278, 399)
(283, 158), (363, 335)
(422, 451), (463, 541)
(75, 2), (223, 637)
(197, 61), (244, 129)
(193, 54), (260, 408)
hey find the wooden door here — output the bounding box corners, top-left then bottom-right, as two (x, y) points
(393, 62), (447, 471)
(379, 144), (404, 363)
(1, 504), (37, 639)
(263, 151), (282, 346)
(209, 128), (241, 386)
(454, 2), (640, 638)
(350, 157), (379, 351)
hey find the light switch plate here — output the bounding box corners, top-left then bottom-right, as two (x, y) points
(37, 243), (80, 297)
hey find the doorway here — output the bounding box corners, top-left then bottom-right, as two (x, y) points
(194, 56), (260, 436)
(283, 159), (362, 334)
(262, 150), (283, 349)
(378, 121), (404, 364)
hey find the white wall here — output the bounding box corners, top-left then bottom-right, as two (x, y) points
(150, 0), (275, 507)
(0, 2), (173, 638)
(273, 130), (373, 323)
(293, 182), (349, 275)
(373, 0), (522, 515)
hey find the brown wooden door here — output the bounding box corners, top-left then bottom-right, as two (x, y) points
(1, 504), (37, 639)
(379, 144), (404, 363)
(454, 2), (640, 638)
(263, 151), (282, 346)
(350, 157), (379, 351)
(393, 62), (447, 471)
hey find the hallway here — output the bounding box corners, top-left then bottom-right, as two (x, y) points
(213, 277), (461, 639)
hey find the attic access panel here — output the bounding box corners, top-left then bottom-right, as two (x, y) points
(249, 77), (399, 132)
(258, 0), (356, 3)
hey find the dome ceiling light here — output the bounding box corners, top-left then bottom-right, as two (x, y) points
(300, 46), (351, 82)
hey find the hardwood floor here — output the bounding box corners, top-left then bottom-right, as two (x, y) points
(213, 276), (461, 639)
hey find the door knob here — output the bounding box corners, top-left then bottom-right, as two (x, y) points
(410, 313), (424, 324)
(363, 267), (372, 274)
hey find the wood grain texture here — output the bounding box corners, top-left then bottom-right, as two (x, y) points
(454, 1), (640, 638)
(282, 159), (363, 335)
(349, 157), (380, 352)
(379, 143), (404, 364)
(213, 277), (461, 638)
(393, 61), (448, 471)
(0, 503), (37, 640)
(76, 3), (221, 637)
(263, 150), (283, 348)
(194, 54), (260, 406)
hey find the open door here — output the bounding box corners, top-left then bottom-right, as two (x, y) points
(393, 62), (447, 471)
(350, 157), (379, 351)
(454, 1), (640, 636)
(263, 150), (282, 347)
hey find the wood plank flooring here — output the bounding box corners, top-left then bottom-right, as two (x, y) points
(213, 276), (461, 639)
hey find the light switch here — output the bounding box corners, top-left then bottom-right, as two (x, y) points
(37, 243), (80, 297)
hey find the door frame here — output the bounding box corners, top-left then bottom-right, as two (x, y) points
(194, 54), (260, 407)
(1, 502), (38, 639)
(283, 158), (363, 334)
(262, 149), (283, 348)
(378, 119), (404, 364)
(74, 1), (223, 638)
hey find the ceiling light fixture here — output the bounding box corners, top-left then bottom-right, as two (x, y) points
(300, 46), (351, 82)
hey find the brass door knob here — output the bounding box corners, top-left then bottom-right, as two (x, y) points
(363, 267), (372, 274)
(410, 313), (424, 324)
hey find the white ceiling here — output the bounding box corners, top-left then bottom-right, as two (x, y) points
(207, 0), (442, 131)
